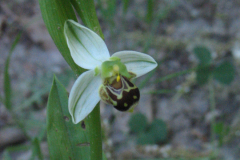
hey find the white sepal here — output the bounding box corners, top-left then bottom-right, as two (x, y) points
(112, 51), (157, 78)
(68, 70), (102, 124)
(64, 20), (110, 69)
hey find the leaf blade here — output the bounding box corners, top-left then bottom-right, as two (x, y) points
(193, 46), (212, 65)
(38, 0), (84, 74)
(128, 113), (148, 133)
(149, 119), (168, 142)
(213, 61), (235, 85)
(47, 76), (90, 160)
(70, 0), (104, 38)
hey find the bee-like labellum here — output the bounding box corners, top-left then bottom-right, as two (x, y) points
(99, 75), (140, 111)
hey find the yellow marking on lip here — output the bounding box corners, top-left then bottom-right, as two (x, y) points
(133, 95), (137, 99)
(124, 103), (128, 107)
(117, 74), (120, 82)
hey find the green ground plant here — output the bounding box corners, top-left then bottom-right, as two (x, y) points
(128, 113), (168, 145)
(193, 45), (234, 149)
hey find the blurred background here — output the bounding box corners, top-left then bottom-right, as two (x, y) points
(1, 0), (240, 159)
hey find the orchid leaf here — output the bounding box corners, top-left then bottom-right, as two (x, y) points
(47, 76), (90, 160)
(70, 0), (104, 38)
(38, 0), (83, 74)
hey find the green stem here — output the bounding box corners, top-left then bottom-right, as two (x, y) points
(153, 64), (212, 84)
(154, 67), (197, 84)
(209, 78), (216, 144)
(86, 104), (102, 160)
(144, 89), (174, 95)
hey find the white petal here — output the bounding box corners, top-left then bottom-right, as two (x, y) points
(64, 20), (110, 69)
(112, 51), (157, 78)
(68, 70), (102, 124)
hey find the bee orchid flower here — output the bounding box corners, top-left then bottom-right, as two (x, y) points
(64, 20), (157, 124)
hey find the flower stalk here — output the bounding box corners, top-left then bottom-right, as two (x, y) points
(86, 104), (102, 160)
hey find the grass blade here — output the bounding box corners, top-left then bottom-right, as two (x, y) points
(30, 138), (43, 160)
(146, 0), (154, 23)
(122, 0), (130, 14)
(154, 67), (196, 83)
(4, 33), (21, 110)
